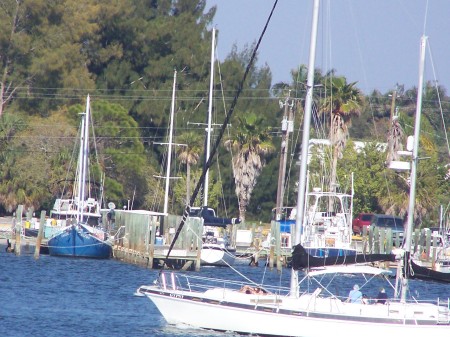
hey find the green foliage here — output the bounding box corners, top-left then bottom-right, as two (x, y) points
(89, 0), (214, 127)
(89, 100), (148, 207)
(336, 141), (387, 215)
(172, 168), (222, 213)
(0, 111), (77, 212)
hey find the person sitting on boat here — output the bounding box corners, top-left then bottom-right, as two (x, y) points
(347, 284), (362, 303)
(240, 285), (254, 294)
(254, 287), (269, 295)
(375, 287), (388, 304)
(240, 285), (269, 295)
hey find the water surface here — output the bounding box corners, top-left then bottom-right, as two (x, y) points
(1, 245), (449, 337)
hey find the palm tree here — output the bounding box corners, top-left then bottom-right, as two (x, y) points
(320, 76), (364, 193)
(224, 113), (275, 221)
(176, 131), (202, 205)
(380, 112), (444, 227)
(386, 115), (404, 162)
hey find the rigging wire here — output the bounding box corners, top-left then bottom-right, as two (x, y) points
(216, 45), (240, 218)
(162, 0), (280, 264)
(216, 55), (232, 218)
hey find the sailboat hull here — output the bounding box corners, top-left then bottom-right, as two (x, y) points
(200, 244), (235, 266)
(140, 282), (450, 337)
(409, 258), (450, 283)
(48, 225), (112, 259)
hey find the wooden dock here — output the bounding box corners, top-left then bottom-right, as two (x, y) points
(108, 210), (203, 270)
(4, 205), (445, 273)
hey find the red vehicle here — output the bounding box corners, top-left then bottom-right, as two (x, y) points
(352, 213), (374, 235)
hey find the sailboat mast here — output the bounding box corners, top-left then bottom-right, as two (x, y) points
(294, 0), (320, 246)
(204, 27), (216, 206)
(401, 35), (427, 301)
(82, 95), (90, 212)
(77, 95), (90, 223)
(76, 117), (85, 223)
(164, 71), (177, 215)
(291, 0), (320, 296)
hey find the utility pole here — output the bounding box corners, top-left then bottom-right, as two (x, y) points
(387, 88), (400, 162)
(275, 91), (294, 220)
(390, 89), (398, 121)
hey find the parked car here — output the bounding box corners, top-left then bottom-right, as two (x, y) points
(352, 213), (374, 235)
(370, 214), (404, 240)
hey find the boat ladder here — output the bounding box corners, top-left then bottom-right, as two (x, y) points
(437, 298), (450, 324)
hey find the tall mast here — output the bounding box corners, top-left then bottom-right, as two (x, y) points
(77, 95), (90, 223)
(295, 0), (319, 246)
(164, 71), (177, 215)
(401, 35), (427, 302)
(204, 27), (216, 206)
(291, 0), (320, 296)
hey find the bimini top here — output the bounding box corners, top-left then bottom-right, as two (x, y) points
(307, 264), (394, 277)
(291, 244), (397, 270)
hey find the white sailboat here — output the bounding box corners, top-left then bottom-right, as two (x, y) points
(137, 1), (450, 335)
(159, 68), (236, 267)
(195, 27), (236, 267)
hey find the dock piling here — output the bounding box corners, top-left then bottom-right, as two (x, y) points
(34, 211), (46, 259)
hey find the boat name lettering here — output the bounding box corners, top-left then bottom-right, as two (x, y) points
(169, 293), (183, 299)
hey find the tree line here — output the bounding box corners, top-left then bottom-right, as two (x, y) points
(1, 0), (449, 227)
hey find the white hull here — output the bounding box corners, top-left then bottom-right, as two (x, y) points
(139, 275), (450, 337)
(200, 244), (235, 266)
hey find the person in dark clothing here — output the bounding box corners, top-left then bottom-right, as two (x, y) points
(376, 287), (388, 304)
(5, 239), (13, 253)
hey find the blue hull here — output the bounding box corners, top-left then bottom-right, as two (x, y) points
(48, 225), (112, 259)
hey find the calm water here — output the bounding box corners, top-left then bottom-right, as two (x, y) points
(1, 244), (450, 337)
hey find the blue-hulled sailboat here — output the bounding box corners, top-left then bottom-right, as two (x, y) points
(48, 95), (112, 259)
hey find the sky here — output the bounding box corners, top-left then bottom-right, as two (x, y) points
(205, 0), (450, 94)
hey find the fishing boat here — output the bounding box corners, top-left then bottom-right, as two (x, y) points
(47, 95), (112, 259)
(137, 1), (450, 335)
(270, 183), (356, 258)
(301, 187), (356, 257)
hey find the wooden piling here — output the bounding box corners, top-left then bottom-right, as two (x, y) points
(14, 222), (21, 256)
(413, 229), (420, 253)
(362, 226), (368, 253)
(425, 230), (431, 261)
(34, 211), (46, 259)
(274, 223), (282, 272)
(192, 218), (202, 272)
(269, 221), (275, 269)
(379, 228), (386, 253)
(14, 205), (23, 256)
(149, 216), (156, 269)
(431, 234), (438, 269)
